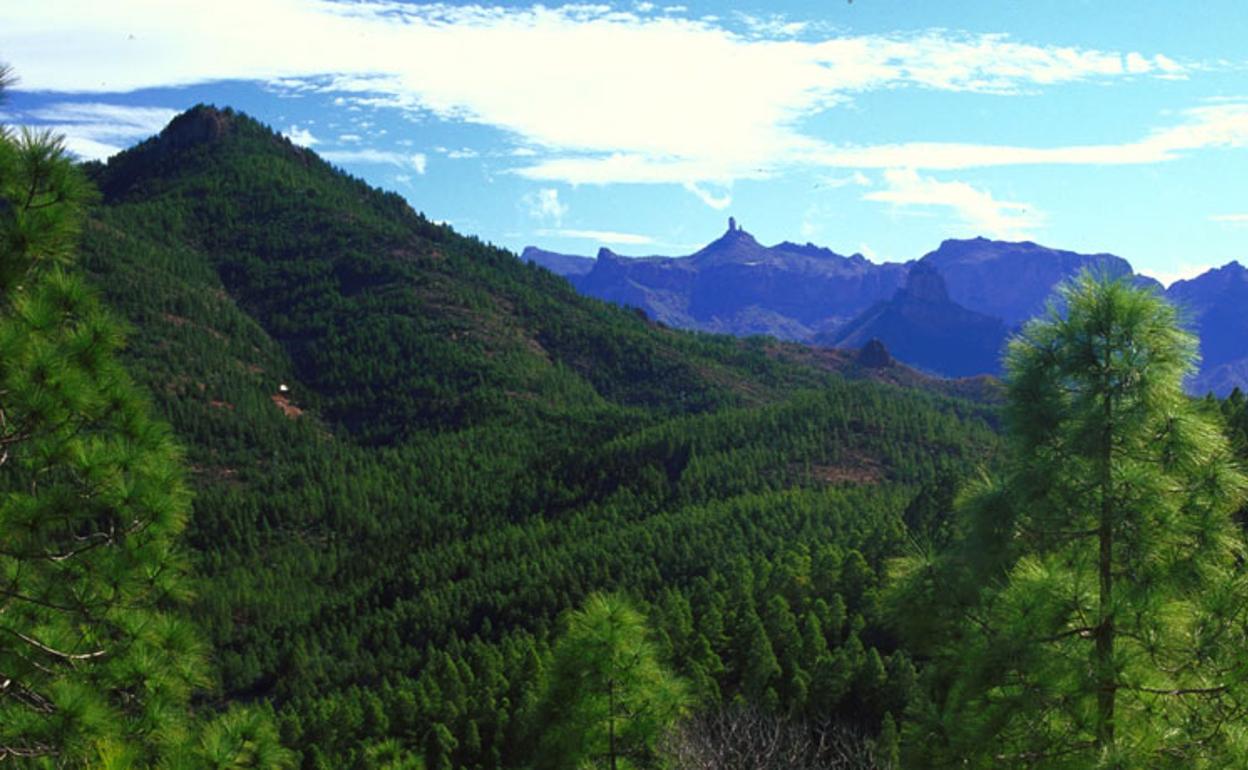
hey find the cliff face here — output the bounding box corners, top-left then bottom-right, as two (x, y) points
(919, 237), (1146, 326)
(823, 262), (1009, 378)
(1167, 262), (1248, 393)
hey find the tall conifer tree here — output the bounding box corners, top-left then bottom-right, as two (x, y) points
(893, 275), (1248, 768)
(0, 65), (289, 768)
(535, 594), (688, 770)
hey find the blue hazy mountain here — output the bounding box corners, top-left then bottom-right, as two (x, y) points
(519, 246), (595, 277)
(526, 223), (1244, 390)
(526, 218), (908, 339)
(819, 262), (1009, 378)
(921, 237), (1157, 326)
(1165, 261), (1248, 395)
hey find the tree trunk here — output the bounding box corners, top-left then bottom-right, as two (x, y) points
(609, 676), (617, 770)
(1095, 386), (1116, 752)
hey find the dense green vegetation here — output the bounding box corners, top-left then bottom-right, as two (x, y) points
(0, 75), (290, 769)
(63, 106), (1003, 767)
(892, 277), (1248, 768)
(12, 98), (1245, 768)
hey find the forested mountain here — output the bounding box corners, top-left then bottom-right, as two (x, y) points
(73, 105), (1002, 767)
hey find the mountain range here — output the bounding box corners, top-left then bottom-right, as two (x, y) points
(527, 222), (1248, 393)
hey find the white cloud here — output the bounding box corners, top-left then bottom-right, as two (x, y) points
(15, 101), (178, 160)
(56, 135), (124, 161)
(817, 171), (872, 188)
(864, 168), (1042, 240)
(524, 188), (569, 225)
(284, 124), (318, 146)
(682, 181), (732, 210)
(320, 148), (427, 173)
(806, 101), (1248, 171)
(735, 12), (809, 39)
(1125, 52), (1152, 74)
(0, 2), (1191, 187)
(537, 228), (655, 245)
(1210, 213), (1248, 224)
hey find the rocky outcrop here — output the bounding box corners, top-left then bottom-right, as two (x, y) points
(825, 263), (1008, 378)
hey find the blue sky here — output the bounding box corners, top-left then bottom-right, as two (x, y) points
(3, 1), (1247, 284)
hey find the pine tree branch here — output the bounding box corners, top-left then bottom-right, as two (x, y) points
(1034, 625), (1096, 643)
(993, 739), (1097, 763)
(0, 742), (58, 760)
(1, 626), (107, 661)
(0, 674), (58, 713)
(1130, 684), (1228, 697)
(0, 585), (86, 613)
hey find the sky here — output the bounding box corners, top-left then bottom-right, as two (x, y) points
(2, 1), (1247, 285)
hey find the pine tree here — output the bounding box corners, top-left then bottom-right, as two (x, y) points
(892, 274), (1248, 768)
(0, 66), (290, 768)
(0, 72), (196, 765)
(535, 594), (688, 770)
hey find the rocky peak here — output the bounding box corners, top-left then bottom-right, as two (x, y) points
(902, 262), (950, 304)
(719, 216), (756, 242)
(158, 105), (238, 150)
(698, 216), (761, 254)
(857, 338), (894, 368)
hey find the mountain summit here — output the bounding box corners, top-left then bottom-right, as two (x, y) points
(823, 262), (1009, 378)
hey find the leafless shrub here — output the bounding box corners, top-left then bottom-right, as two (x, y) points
(662, 707), (888, 770)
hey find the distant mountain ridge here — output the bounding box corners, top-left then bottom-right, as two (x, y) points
(526, 218), (908, 340)
(921, 237), (1155, 325)
(1165, 261), (1248, 395)
(528, 222), (1246, 392)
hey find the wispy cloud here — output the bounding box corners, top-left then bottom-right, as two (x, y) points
(320, 148), (427, 173)
(523, 188), (569, 225)
(807, 101), (1248, 171)
(15, 102), (178, 160)
(682, 182), (732, 210)
(0, 2), (1193, 186)
(1210, 213), (1248, 225)
(864, 169), (1042, 240)
(536, 228), (655, 245)
(817, 172), (872, 189)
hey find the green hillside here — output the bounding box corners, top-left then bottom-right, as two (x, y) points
(77, 106), (1000, 767)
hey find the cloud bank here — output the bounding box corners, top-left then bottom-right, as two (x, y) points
(2, 1), (1204, 188)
